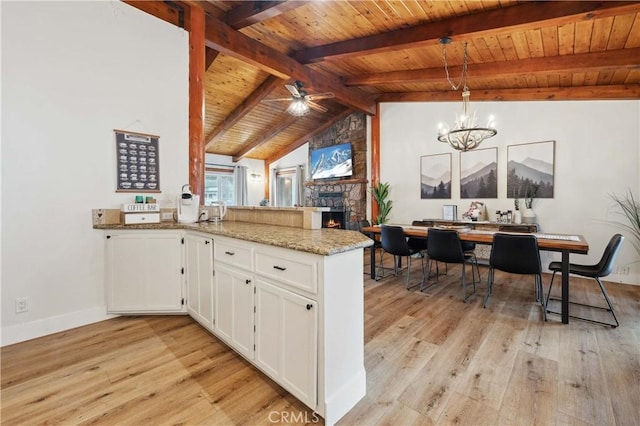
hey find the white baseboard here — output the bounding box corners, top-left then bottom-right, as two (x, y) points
(323, 367), (367, 426)
(1, 306), (116, 347)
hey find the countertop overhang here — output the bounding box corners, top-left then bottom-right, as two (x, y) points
(94, 221), (373, 256)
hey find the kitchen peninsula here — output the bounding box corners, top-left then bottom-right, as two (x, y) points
(94, 210), (372, 425)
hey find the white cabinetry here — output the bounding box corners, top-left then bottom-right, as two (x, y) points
(185, 233), (214, 331)
(105, 231), (184, 314)
(214, 237), (255, 360)
(255, 278), (317, 408)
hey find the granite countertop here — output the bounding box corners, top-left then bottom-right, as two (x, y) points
(94, 221), (373, 256)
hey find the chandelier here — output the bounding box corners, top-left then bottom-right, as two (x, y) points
(286, 98), (310, 116)
(437, 38), (497, 151)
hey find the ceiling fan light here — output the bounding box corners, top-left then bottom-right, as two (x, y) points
(286, 98), (310, 116)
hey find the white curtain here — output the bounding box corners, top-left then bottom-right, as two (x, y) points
(295, 165), (305, 206)
(270, 168), (277, 206)
(234, 165), (248, 206)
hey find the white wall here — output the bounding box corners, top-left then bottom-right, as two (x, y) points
(379, 101), (640, 284)
(1, 1), (189, 345)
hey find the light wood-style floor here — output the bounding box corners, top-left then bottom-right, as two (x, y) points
(2, 252), (639, 425)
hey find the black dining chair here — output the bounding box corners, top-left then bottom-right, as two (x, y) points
(358, 219), (384, 277)
(425, 228), (479, 302)
(379, 225), (425, 290)
(484, 233), (546, 321)
(545, 234), (624, 327)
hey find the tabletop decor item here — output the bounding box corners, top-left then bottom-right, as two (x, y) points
(521, 183), (539, 224)
(513, 198), (522, 224)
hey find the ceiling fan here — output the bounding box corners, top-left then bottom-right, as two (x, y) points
(262, 81), (334, 116)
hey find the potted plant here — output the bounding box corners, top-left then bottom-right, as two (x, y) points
(609, 189), (640, 257)
(513, 198), (522, 224)
(521, 183), (539, 224)
(371, 181), (393, 225)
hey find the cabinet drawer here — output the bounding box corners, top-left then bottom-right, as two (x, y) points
(255, 250), (317, 294)
(214, 238), (253, 270)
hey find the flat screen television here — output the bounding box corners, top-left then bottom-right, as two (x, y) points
(310, 143), (353, 180)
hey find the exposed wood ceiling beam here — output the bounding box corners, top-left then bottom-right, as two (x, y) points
(264, 108), (354, 165)
(205, 75), (284, 149)
(204, 15), (377, 115)
(226, 1), (310, 28)
(123, 1), (183, 27)
(376, 85), (640, 102)
(205, 49), (219, 71)
(345, 49), (640, 86)
(232, 114), (299, 162)
(294, 1), (640, 64)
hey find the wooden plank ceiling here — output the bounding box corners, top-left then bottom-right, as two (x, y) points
(125, 1), (640, 163)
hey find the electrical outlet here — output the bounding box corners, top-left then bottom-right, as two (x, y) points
(15, 297), (28, 313)
(161, 212), (174, 221)
(621, 266), (630, 275)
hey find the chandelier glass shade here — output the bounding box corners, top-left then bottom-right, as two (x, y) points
(437, 40), (497, 151)
(286, 98), (310, 116)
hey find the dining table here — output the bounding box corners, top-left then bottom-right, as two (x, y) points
(361, 224), (589, 324)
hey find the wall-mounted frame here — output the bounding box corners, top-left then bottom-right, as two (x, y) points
(114, 129), (161, 193)
(460, 147), (498, 199)
(507, 140), (555, 198)
(420, 153), (451, 199)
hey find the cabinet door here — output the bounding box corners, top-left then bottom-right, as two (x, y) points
(214, 263), (254, 360)
(185, 234), (214, 331)
(255, 279), (317, 408)
(106, 232), (183, 313)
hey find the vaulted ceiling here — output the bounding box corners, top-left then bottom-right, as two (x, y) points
(126, 1), (640, 164)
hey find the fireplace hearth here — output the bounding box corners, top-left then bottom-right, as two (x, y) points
(322, 209), (350, 230)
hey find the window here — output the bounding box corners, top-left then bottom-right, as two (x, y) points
(205, 167), (235, 206)
(275, 168), (298, 207)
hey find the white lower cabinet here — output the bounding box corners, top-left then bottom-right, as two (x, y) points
(105, 231), (184, 314)
(185, 234), (214, 331)
(214, 263), (255, 360)
(254, 278), (317, 409)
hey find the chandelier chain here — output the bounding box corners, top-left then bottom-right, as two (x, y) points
(442, 41), (469, 91)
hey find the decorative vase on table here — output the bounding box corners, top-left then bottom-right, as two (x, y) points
(521, 208), (536, 224)
(513, 210), (522, 224)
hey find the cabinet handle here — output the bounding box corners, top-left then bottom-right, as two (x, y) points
(245, 279), (251, 284)
(306, 304), (313, 310)
(273, 265), (287, 271)
(106, 235), (111, 239)
(225, 251), (235, 256)
(205, 240), (210, 245)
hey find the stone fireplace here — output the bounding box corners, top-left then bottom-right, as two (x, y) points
(304, 112), (368, 230)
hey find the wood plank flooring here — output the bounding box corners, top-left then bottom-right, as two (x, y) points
(2, 252), (639, 425)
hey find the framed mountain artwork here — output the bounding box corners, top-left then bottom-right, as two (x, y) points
(507, 140), (555, 198)
(460, 148), (497, 199)
(420, 153), (451, 199)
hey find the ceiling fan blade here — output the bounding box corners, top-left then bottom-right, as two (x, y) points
(261, 97), (295, 103)
(305, 92), (335, 101)
(307, 100), (328, 113)
(285, 84), (301, 98)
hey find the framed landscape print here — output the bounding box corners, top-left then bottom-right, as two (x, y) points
(420, 153), (451, 199)
(460, 147), (497, 198)
(507, 140), (555, 198)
